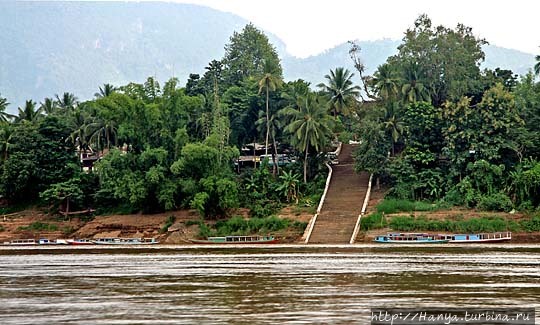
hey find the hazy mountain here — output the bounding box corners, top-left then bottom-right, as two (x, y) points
(0, 2), (536, 112)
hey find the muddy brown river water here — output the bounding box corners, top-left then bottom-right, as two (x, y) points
(0, 244), (539, 324)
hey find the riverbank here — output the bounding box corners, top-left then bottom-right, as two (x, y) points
(2, 206), (539, 244)
(0, 207), (312, 244)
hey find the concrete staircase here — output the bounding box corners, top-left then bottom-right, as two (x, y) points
(307, 144), (369, 244)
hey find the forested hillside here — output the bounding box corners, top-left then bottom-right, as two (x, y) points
(0, 2), (536, 111)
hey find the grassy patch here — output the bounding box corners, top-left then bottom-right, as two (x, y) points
(17, 222), (58, 232)
(376, 199), (439, 214)
(360, 213), (387, 231)
(196, 216), (307, 238)
(0, 225), (4, 232)
(388, 215), (516, 233)
(61, 226), (75, 235)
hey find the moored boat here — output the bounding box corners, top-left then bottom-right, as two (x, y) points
(3, 239), (37, 245)
(443, 232), (511, 243)
(190, 235), (278, 244)
(66, 239), (94, 245)
(92, 237), (159, 245)
(374, 233), (449, 244)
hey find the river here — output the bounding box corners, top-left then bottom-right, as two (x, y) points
(0, 244), (539, 324)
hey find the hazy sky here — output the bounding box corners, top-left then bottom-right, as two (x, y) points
(164, 0), (540, 58)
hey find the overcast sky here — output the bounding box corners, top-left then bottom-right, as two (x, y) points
(163, 0), (540, 58)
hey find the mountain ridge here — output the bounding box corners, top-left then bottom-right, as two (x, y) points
(0, 1), (536, 111)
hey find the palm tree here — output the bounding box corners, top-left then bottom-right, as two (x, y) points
(371, 64), (400, 101)
(281, 93), (334, 183)
(258, 58), (283, 156)
(0, 95), (15, 123)
(94, 83), (116, 98)
(66, 109), (91, 150)
(87, 118), (118, 152)
(317, 67), (360, 118)
(16, 100), (42, 123)
(383, 115), (404, 156)
(535, 54), (540, 76)
(55, 92), (78, 111)
(401, 62), (430, 103)
(0, 123), (13, 161)
(256, 110), (282, 175)
(40, 97), (58, 115)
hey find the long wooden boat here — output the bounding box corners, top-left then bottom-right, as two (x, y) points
(66, 239), (94, 245)
(37, 238), (69, 245)
(190, 235), (278, 244)
(3, 239), (37, 246)
(92, 237), (159, 245)
(443, 232), (512, 243)
(374, 233), (449, 244)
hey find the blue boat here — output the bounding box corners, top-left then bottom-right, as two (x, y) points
(442, 232), (512, 243)
(374, 233), (449, 243)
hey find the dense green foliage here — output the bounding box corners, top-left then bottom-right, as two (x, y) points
(355, 15), (540, 212)
(2, 14), (539, 235)
(0, 24), (334, 223)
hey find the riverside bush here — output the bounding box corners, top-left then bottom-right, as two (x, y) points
(520, 216), (540, 232)
(17, 222), (58, 232)
(376, 199), (437, 214)
(197, 216), (304, 238)
(388, 215), (512, 233)
(360, 213), (387, 230)
(477, 193), (513, 212)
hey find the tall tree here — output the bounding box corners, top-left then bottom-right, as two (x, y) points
(222, 23), (282, 86)
(281, 93), (334, 183)
(95, 83), (116, 98)
(258, 58), (283, 157)
(40, 97), (58, 115)
(371, 63), (400, 101)
(317, 67), (360, 118)
(55, 92), (79, 111)
(16, 100), (42, 123)
(0, 95), (14, 123)
(535, 53), (540, 76)
(387, 14), (486, 106)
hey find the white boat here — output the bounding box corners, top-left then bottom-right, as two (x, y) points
(92, 237), (159, 245)
(5, 239), (36, 245)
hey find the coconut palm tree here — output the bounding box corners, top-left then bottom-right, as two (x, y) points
(87, 118), (118, 152)
(16, 100), (42, 123)
(40, 97), (58, 115)
(535, 54), (540, 76)
(256, 109), (282, 175)
(0, 95), (15, 123)
(55, 92), (78, 111)
(281, 93), (334, 183)
(317, 67), (360, 118)
(0, 123), (13, 161)
(66, 109), (91, 150)
(401, 61), (430, 103)
(258, 58), (283, 156)
(94, 83), (116, 98)
(371, 63), (400, 101)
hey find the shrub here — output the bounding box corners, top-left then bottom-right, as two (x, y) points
(17, 222), (58, 232)
(197, 216), (294, 238)
(477, 193), (513, 212)
(360, 213), (386, 231)
(376, 199), (437, 214)
(160, 215), (176, 233)
(520, 216), (540, 232)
